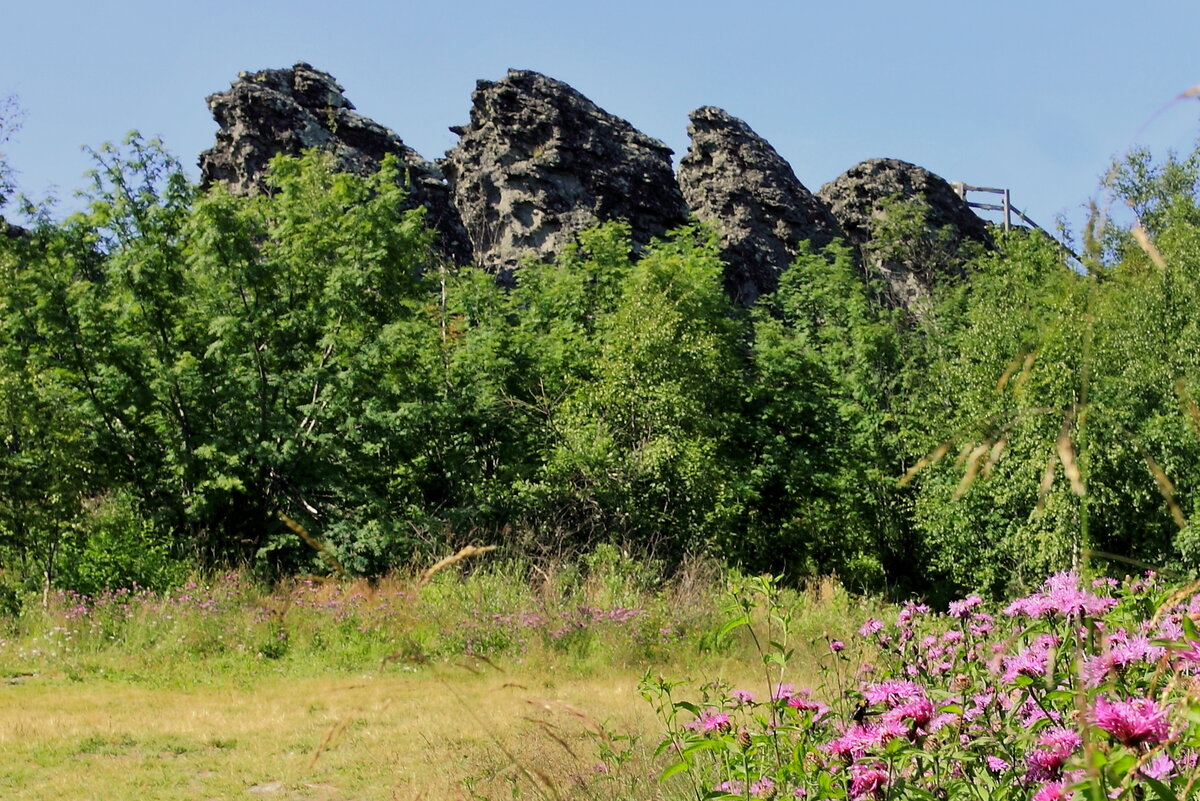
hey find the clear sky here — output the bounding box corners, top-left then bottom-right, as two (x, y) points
(2, 0), (1198, 240)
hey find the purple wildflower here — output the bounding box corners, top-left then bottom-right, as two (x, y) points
(849, 762), (889, 800)
(750, 777), (777, 798)
(1091, 695), (1170, 748)
(685, 708), (732, 734)
(948, 595), (983, 619)
(858, 619), (884, 638)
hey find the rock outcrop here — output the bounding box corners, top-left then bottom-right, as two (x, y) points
(817, 158), (992, 309)
(1, 216), (26, 240)
(441, 70), (689, 276)
(199, 63), (471, 265)
(197, 64), (995, 302)
(678, 107), (843, 303)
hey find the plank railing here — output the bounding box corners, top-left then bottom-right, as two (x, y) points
(951, 183), (1081, 262)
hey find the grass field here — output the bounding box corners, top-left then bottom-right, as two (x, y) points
(0, 663), (684, 800)
(0, 552), (872, 800)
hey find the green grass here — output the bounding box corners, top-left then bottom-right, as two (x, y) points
(0, 551), (886, 799)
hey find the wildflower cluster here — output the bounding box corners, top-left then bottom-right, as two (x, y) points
(644, 571), (1200, 801)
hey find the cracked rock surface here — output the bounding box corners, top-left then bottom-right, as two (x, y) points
(678, 106), (843, 303)
(199, 62), (471, 265)
(441, 70), (688, 276)
(817, 158), (992, 309)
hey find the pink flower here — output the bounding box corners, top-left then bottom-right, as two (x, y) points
(858, 619), (884, 637)
(948, 594), (983, 618)
(1091, 696), (1170, 748)
(1005, 571), (1116, 619)
(1027, 726), (1081, 780)
(830, 640), (845, 652)
(886, 696), (935, 731)
(849, 762), (889, 799)
(732, 689), (756, 705)
(824, 721), (907, 761)
(1001, 645), (1051, 683)
(686, 708), (732, 734)
(772, 683), (796, 701)
(863, 680), (924, 706)
(750, 777), (777, 798)
(897, 602), (930, 627)
(1031, 781), (1074, 801)
(786, 691), (830, 721)
(1141, 753), (1175, 781)
(986, 755), (1010, 773)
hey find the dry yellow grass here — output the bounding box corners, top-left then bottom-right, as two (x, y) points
(0, 669), (623, 799)
(0, 657), (767, 801)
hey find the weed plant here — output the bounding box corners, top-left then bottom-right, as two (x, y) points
(641, 570), (1200, 801)
(0, 546), (740, 683)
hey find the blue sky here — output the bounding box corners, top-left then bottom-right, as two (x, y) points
(3, 0), (1198, 240)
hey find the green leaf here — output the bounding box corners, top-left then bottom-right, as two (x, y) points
(1143, 776), (1179, 801)
(658, 760), (690, 782)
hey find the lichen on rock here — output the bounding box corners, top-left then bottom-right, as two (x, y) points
(199, 62), (471, 265)
(678, 106), (843, 303)
(441, 70), (688, 277)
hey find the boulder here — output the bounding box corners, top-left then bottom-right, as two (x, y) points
(199, 63), (471, 264)
(442, 70), (688, 276)
(678, 107), (843, 303)
(1, 216), (26, 240)
(817, 158), (992, 309)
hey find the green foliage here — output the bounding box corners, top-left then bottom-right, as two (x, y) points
(533, 225), (746, 552)
(5, 125), (1200, 601)
(742, 242), (910, 589)
(907, 205), (1200, 598)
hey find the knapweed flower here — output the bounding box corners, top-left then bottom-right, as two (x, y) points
(1027, 726), (1081, 781)
(863, 680), (924, 706)
(849, 762), (889, 799)
(986, 755), (1010, 773)
(786, 691), (830, 722)
(858, 619), (884, 637)
(750, 777), (777, 798)
(686, 708), (732, 734)
(830, 640), (845, 652)
(731, 689), (756, 705)
(1005, 571), (1116, 619)
(1091, 695), (1170, 748)
(824, 721), (907, 761)
(897, 602), (930, 627)
(1031, 780), (1074, 801)
(948, 594), (983, 618)
(886, 695), (935, 731)
(1141, 753), (1175, 781)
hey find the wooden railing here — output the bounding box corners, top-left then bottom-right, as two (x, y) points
(951, 183), (1080, 262)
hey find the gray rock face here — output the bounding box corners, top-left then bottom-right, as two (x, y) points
(199, 63), (471, 264)
(678, 107), (843, 303)
(817, 158), (992, 309)
(442, 70), (688, 276)
(1, 216), (26, 240)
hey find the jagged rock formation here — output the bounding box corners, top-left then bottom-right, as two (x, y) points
(1, 216), (26, 240)
(198, 64), (995, 303)
(817, 158), (992, 309)
(678, 107), (844, 303)
(199, 63), (471, 264)
(441, 70), (689, 276)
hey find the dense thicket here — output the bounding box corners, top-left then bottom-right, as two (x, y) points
(2, 135), (1200, 602)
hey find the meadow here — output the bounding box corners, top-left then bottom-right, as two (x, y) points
(0, 547), (881, 800)
(3, 548), (1200, 801)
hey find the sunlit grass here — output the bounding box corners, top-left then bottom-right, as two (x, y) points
(0, 553), (881, 799)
